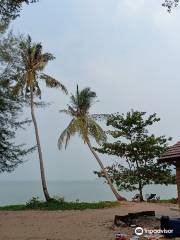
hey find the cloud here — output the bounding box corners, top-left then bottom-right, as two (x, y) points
(152, 8), (179, 29)
(115, 0), (146, 18)
(113, 0), (180, 30)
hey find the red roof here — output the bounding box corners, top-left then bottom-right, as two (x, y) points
(159, 141), (180, 162)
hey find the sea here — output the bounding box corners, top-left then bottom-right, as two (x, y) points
(0, 180), (177, 206)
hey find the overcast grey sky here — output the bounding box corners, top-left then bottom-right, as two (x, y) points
(1, 0), (180, 181)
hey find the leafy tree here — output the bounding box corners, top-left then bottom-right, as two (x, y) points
(0, 77), (34, 173)
(95, 110), (175, 201)
(12, 35), (67, 201)
(162, 0), (179, 12)
(58, 85), (125, 201)
(0, 0), (38, 30)
(0, 32), (34, 173)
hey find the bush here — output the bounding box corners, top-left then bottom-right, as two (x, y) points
(0, 197), (120, 211)
(24, 197), (119, 210)
(26, 196), (42, 208)
(53, 196), (65, 203)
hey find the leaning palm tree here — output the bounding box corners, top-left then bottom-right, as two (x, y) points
(13, 36), (68, 201)
(58, 85), (125, 201)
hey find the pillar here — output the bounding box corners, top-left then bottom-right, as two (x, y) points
(176, 161), (180, 208)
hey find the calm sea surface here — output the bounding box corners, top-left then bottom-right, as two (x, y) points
(0, 180), (177, 206)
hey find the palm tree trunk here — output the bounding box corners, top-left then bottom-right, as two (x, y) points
(30, 87), (51, 201)
(86, 140), (126, 201)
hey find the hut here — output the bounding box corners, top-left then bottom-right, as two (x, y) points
(159, 141), (180, 208)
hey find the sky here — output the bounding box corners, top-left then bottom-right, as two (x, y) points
(1, 0), (180, 181)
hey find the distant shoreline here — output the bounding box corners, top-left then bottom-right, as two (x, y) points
(0, 181), (177, 206)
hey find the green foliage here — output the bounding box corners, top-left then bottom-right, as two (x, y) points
(26, 196), (42, 208)
(26, 200), (118, 210)
(53, 195), (65, 203)
(0, 31), (22, 64)
(0, 0), (38, 30)
(0, 204), (26, 210)
(12, 35), (67, 100)
(0, 32), (34, 173)
(25, 197), (119, 210)
(94, 110), (176, 200)
(0, 197), (119, 211)
(162, 0), (179, 12)
(58, 85), (106, 149)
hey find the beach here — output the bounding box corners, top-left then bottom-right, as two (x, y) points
(0, 202), (179, 240)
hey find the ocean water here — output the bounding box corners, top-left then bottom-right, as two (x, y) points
(0, 180), (177, 206)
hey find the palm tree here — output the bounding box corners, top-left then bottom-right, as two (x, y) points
(58, 85), (125, 201)
(13, 36), (68, 201)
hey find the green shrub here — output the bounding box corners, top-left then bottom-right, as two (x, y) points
(26, 197), (42, 208)
(0, 196), (119, 211)
(53, 196), (65, 203)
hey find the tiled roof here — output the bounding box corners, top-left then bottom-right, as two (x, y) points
(159, 141), (180, 162)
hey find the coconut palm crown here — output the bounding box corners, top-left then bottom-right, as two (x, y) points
(58, 85), (106, 149)
(13, 35), (68, 97)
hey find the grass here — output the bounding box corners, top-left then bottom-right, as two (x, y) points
(0, 197), (120, 211)
(0, 197), (178, 211)
(0, 204), (26, 211)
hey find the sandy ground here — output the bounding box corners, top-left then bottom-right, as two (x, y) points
(0, 202), (180, 240)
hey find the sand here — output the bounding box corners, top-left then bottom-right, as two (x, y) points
(0, 202), (179, 240)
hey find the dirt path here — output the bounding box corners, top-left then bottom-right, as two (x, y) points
(0, 202), (179, 240)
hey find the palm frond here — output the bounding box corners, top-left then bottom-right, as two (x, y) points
(70, 85), (97, 114)
(40, 74), (68, 94)
(79, 87), (96, 113)
(33, 101), (51, 108)
(68, 105), (77, 116)
(58, 119), (77, 149)
(59, 109), (73, 117)
(58, 86), (105, 149)
(59, 109), (70, 114)
(36, 53), (55, 70)
(33, 43), (42, 61)
(88, 116), (107, 144)
(70, 93), (78, 110)
(91, 113), (111, 121)
(34, 81), (41, 98)
(42, 53), (55, 62)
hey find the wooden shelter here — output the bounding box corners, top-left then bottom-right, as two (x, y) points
(159, 141), (180, 208)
